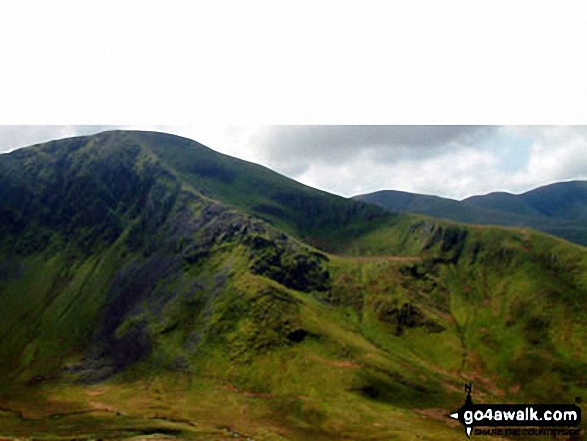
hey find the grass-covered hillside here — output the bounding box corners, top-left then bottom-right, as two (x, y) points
(0, 131), (586, 440)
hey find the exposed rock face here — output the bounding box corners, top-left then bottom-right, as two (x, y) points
(374, 300), (445, 336)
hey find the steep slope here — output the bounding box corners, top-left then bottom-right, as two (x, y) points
(134, 131), (393, 251)
(355, 181), (587, 246)
(0, 131), (335, 380)
(1, 131), (586, 440)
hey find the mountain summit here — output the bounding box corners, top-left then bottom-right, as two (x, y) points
(1, 131), (586, 440)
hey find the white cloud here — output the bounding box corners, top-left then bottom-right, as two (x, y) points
(1, 125), (587, 201)
(245, 125), (587, 199)
(294, 146), (500, 198)
(0, 126), (117, 153)
(243, 126), (494, 177)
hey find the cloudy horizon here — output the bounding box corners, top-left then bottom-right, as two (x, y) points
(1, 125), (586, 201)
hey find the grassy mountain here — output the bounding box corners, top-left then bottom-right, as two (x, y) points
(129, 131), (396, 251)
(1, 131), (586, 440)
(465, 181), (587, 220)
(355, 181), (587, 246)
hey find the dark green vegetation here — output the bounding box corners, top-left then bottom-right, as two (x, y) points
(355, 182), (587, 246)
(1, 131), (586, 440)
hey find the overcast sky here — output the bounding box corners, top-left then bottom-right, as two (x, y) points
(1, 125), (586, 200)
(1, 4), (587, 200)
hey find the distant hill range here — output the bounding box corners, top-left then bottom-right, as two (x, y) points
(1, 131), (587, 439)
(354, 181), (587, 246)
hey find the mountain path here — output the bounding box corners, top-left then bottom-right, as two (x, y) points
(332, 255), (422, 263)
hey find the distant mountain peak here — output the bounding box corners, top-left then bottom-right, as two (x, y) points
(355, 180), (587, 246)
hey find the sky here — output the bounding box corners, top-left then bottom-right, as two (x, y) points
(1, 2), (586, 200)
(1, 125), (586, 200)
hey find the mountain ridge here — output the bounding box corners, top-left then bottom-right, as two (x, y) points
(1, 130), (586, 440)
(355, 180), (587, 246)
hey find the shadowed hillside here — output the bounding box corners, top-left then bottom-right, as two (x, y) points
(1, 131), (586, 440)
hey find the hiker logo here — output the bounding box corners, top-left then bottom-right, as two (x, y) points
(449, 383), (582, 438)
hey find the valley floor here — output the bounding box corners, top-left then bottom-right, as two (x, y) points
(0, 374), (468, 441)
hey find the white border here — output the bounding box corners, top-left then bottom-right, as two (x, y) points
(0, 1), (586, 124)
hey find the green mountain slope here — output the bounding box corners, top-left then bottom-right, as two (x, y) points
(1, 131), (586, 440)
(134, 131), (394, 251)
(355, 182), (587, 246)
